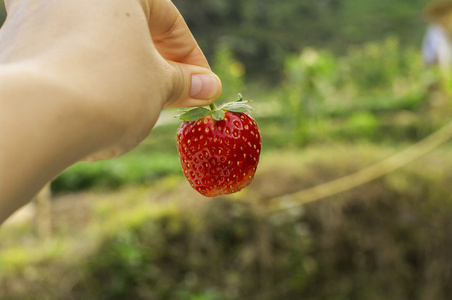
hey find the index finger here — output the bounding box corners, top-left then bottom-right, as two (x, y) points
(147, 0), (210, 69)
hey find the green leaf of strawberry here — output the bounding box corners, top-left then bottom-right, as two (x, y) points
(176, 107), (211, 122)
(220, 102), (254, 113)
(211, 109), (225, 121)
(176, 94), (261, 197)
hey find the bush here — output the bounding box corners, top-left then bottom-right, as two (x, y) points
(281, 37), (436, 145)
(72, 200), (308, 300)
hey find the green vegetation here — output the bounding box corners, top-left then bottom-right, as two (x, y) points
(173, 0), (431, 80)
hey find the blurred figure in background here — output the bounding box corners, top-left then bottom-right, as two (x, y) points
(422, 1), (452, 72)
(422, 1), (452, 107)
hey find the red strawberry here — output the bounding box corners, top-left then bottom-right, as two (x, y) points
(176, 95), (261, 197)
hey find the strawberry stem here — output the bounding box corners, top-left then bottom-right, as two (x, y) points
(209, 103), (218, 111)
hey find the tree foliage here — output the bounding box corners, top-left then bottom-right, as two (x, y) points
(173, 0), (431, 80)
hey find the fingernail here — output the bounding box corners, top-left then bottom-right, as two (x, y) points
(190, 74), (221, 100)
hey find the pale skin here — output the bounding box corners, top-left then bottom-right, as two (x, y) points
(0, 0), (222, 223)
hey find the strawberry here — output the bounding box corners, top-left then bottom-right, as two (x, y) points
(176, 95), (261, 197)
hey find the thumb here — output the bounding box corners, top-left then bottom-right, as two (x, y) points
(164, 62), (222, 108)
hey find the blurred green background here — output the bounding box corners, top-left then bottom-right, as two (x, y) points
(4, 0), (452, 299)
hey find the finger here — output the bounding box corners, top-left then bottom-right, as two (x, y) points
(164, 61), (222, 108)
(148, 0), (210, 68)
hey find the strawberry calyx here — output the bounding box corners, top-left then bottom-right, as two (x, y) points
(177, 93), (254, 122)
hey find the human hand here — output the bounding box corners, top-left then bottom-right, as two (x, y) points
(0, 0), (222, 219)
(0, 0), (222, 160)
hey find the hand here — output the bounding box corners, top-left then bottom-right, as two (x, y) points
(0, 0), (221, 222)
(1, 0), (221, 159)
